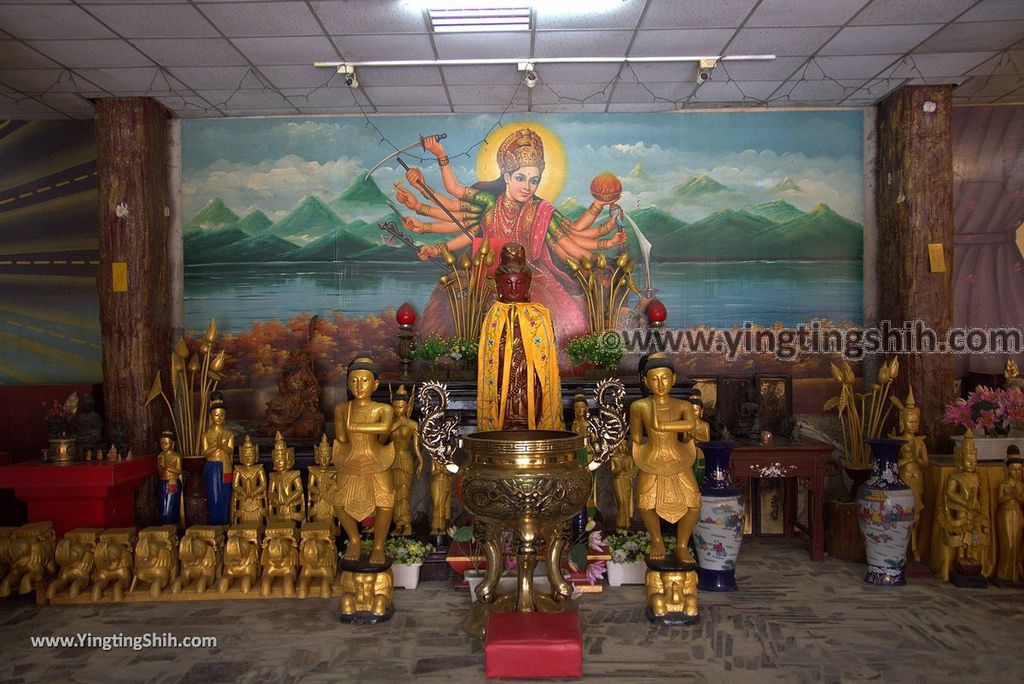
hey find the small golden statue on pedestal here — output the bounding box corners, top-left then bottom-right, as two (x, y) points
(307, 435), (337, 527)
(389, 385), (424, 537)
(298, 521), (337, 599)
(0, 522), (56, 597)
(202, 392), (235, 526)
(260, 522), (298, 597)
(91, 528), (135, 602)
(268, 432), (305, 524)
(1005, 359), (1024, 392)
(46, 528), (100, 600)
(131, 526), (179, 598)
(174, 526), (223, 595)
(572, 394), (599, 515)
(220, 523), (261, 594)
(891, 387), (928, 561)
(996, 447), (1024, 585)
(231, 436), (268, 526)
(646, 567), (699, 622)
(941, 430), (989, 586)
(429, 451), (453, 537)
(340, 566), (394, 624)
(610, 441), (636, 530)
(157, 431), (182, 526)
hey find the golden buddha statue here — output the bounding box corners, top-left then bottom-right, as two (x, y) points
(1005, 359), (1024, 392)
(131, 526), (178, 598)
(571, 394), (599, 512)
(298, 521), (337, 599)
(260, 522), (298, 597)
(996, 447), (1024, 584)
(630, 354), (701, 564)
(91, 528), (135, 602)
(157, 430), (182, 526)
(220, 523), (261, 594)
(174, 526), (223, 595)
(388, 385), (424, 537)
(477, 243), (563, 431)
(46, 528), (99, 600)
(268, 432), (305, 524)
(329, 355), (396, 565)
(232, 435), (268, 526)
(941, 430), (988, 575)
(429, 453), (453, 536)
(201, 391), (235, 525)
(307, 435), (337, 527)
(891, 387), (928, 561)
(610, 441), (637, 530)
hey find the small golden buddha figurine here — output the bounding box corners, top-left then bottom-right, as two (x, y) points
(941, 430), (988, 576)
(298, 521), (337, 599)
(429, 455), (453, 537)
(157, 430), (182, 526)
(630, 354), (701, 564)
(389, 385), (424, 537)
(131, 526), (179, 599)
(91, 528), (135, 602)
(46, 528), (100, 600)
(891, 387), (928, 561)
(646, 568), (699, 623)
(232, 435), (268, 526)
(996, 447), (1024, 584)
(260, 522), (298, 597)
(220, 523), (261, 594)
(174, 526), (223, 595)
(307, 435), (337, 527)
(268, 432), (305, 524)
(1005, 359), (1024, 392)
(572, 394), (599, 512)
(329, 355), (396, 565)
(202, 391), (235, 525)
(340, 568), (394, 622)
(0, 522), (56, 597)
(610, 441), (637, 530)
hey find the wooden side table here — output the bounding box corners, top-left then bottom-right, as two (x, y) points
(730, 441), (835, 561)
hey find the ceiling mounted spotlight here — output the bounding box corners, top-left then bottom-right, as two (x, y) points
(337, 64), (358, 88)
(696, 58), (717, 84)
(519, 61), (539, 88)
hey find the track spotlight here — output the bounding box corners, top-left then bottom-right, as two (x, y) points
(337, 64), (358, 88)
(519, 61), (539, 88)
(697, 58), (717, 84)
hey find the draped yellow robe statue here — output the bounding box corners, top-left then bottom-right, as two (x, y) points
(477, 243), (563, 431)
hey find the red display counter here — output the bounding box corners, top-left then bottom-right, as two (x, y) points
(0, 456), (155, 537)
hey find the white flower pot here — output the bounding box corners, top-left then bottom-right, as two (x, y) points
(951, 435), (1023, 462)
(392, 562), (422, 589)
(606, 560), (646, 587)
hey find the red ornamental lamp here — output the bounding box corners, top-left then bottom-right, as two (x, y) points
(646, 299), (667, 328)
(396, 302), (417, 327)
(396, 303), (417, 379)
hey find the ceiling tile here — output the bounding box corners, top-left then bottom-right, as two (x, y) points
(619, 62), (689, 81)
(356, 65), (443, 87)
(441, 65), (514, 84)
(132, 38), (249, 67)
(376, 105), (453, 113)
(537, 63), (622, 83)
(727, 27), (837, 57)
(86, 4), (219, 39)
(689, 80), (752, 102)
(0, 95), (63, 118)
(807, 55), (902, 80)
(967, 50), (1024, 76)
(310, 1), (428, 34)
(0, 69), (76, 93)
(536, 2), (645, 30)
(532, 103), (609, 112)
(608, 81), (690, 103)
(232, 36), (337, 65)
(534, 30), (632, 59)
(333, 33), (435, 61)
(259, 64), (349, 89)
(915, 21), (1024, 53)
(533, 82), (617, 104)
(961, 0), (1024, 22)
(26, 39), (153, 68)
(848, 78), (906, 101)
(293, 107), (371, 115)
(0, 41), (61, 69)
(434, 32), (531, 60)
(747, 0), (869, 27)
(448, 83), (520, 105)
(0, 5), (114, 40)
(778, 78), (868, 101)
(711, 56), (806, 80)
(194, 88), (296, 110)
(453, 104), (529, 113)
(954, 74), (1021, 98)
(629, 29), (733, 57)
(606, 102), (677, 111)
(197, 2), (323, 37)
(819, 24), (944, 55)
(361, 85), (449, 106)
(166, 66), (255, 90)
(640, 0), (758, 29)
(280, 87), (360, 108)
(892, 52), (996, 78)
(73, 67), (189, 93)
(36, 92), (96, 116)
(852, 0), (977, 25)
(727, 80), (787, 100)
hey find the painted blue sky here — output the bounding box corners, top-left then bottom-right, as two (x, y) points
(182, 110), (864, 224)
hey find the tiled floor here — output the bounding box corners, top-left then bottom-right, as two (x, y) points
(2, 538), (1022, 683)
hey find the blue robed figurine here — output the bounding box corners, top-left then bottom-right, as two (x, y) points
(201, 391), (235, 525)
(156, 429), (182, 525)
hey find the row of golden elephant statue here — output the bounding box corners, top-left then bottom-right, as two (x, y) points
(0, 520), (390, 614)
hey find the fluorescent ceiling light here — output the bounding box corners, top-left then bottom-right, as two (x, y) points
(427, 5), (531, 33)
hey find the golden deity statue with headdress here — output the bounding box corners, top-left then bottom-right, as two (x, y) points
(996, 446), (1024, 584)
(941, 429), (988, 575)
(890, 387), (928, 561)
(329, 355), (395, 565)
(231, 435), (268, 526)
(307, 435), (336, 526)
(388, 385), (424, 537)
(268, 432), (305, 524)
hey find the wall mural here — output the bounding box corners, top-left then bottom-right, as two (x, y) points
(181, 112), (864, 392)
(0, 120), (101, 385)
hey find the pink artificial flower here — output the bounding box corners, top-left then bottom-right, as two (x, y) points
(585, 560), (607, 585)
(942, 401), (971, 428)
(588, 530), (606, 552)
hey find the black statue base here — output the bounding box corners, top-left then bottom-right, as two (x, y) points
(339, 604), (395, 625)
(645, 557), (700, 573)
(421, 547), (453, 582)
(645, 605), (700, 626)
(949, 570), (988, 589)
(339, 556), (393, 573)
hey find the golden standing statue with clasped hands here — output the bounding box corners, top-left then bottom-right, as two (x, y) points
(891, 387), (928, 561)
(631, 354), (701, 564)
(330, 355), (396, 565)
(388, 385), (424, 537)
(996, 447), (1024, 583)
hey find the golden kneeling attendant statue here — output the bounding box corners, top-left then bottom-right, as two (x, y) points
(268, 432), (305, 524)
(307, 435), (337, 528)
(941, 430), (988, 582)
(232, 436), (268, 526)
(131, 526), (179, 599)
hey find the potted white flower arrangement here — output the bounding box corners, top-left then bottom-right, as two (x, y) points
(604, 531), (676, 586)
(386, 537), (434, 589)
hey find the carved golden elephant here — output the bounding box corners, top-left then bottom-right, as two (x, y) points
(298, 522), (337, 599)
(220, 524), (260, 594)
(174, 527), (222, 595)
(131, 527), (179, 598)
(340, 569), (392, 617)
(260, 523), (298, 598)
(0, 522), (56, 597)
(645, 569), (698, 618)
(91, 529), (136, 602)
(46, 528), (100, 600)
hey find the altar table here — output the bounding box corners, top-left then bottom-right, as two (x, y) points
(0, 456), (156, 537)
(730, 440), (835, 561)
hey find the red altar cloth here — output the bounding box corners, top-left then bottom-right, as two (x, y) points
(484, 611), (582, 679)
(0, 456), (155, 536)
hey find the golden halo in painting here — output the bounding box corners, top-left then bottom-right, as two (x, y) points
(476, 121), (567, 203)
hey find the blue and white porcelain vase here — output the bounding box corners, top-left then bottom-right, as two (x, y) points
(857, 438), (915, 586)
(693, 441), (744, 591)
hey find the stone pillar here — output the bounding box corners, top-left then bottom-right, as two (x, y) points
(94, 98), (173, 455)
(876, 84), (956, 450)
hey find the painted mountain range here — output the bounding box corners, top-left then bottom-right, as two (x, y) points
(184, 175), (862, 265)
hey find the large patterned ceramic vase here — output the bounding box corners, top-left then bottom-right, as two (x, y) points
(857, 438), (915, 586)
(693, 441), (744, 591)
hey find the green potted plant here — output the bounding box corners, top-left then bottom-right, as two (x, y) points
(604, 531), (676, 586)
(445, 336), (479, 380)
(385, 537), (435, 589)
(413, 335), (448, 379)
(566, 333), (623, 378)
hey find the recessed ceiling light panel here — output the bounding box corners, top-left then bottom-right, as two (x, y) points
(428, 6), (532, 33)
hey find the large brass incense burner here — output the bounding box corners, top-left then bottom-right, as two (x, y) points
(461, 430), (590, 636)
